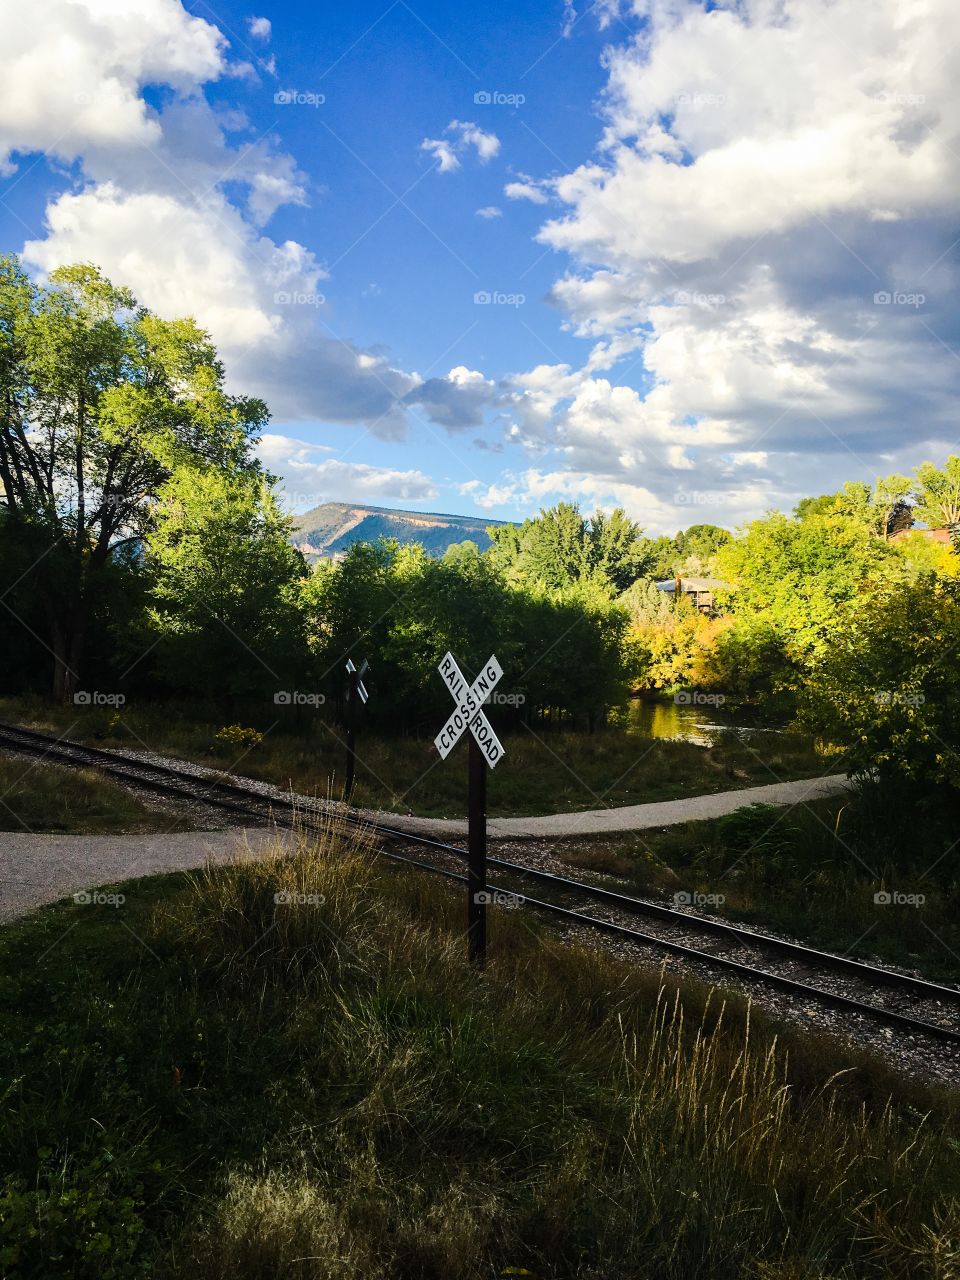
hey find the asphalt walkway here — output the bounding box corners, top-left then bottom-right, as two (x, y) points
(0, 772), (848, 922)
(369, 772), (850, 840)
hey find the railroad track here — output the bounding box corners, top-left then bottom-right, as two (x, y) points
(2, 718), (959, 1047)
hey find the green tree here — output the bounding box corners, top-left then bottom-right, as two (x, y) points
(716, 510), (902, 661)
(619, 578), (674, 627)
(303, 535), (633, 729)
(673, 523), (732, 564)
(487, 502), (648, 594)
(795, 477), (913, 540)
(803, 576), (960, 794)
(587, 507), (653, 591)
(0, 257), (266, 699)
(913, 456), (960, 532)
(147, 468), (305, 704)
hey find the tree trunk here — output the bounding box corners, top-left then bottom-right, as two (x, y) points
(50, 608), (87, 704)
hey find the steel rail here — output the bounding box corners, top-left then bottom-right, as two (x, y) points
(2, 720), (958, 1044)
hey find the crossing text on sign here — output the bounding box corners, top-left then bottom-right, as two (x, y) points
(434, 651), (506, 768)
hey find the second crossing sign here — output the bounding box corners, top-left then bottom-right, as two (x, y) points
(434, 650), (506, 966)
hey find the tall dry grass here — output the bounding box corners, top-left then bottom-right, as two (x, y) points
(146, 817), (960, 1279)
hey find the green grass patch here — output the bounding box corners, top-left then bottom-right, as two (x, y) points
(0, 697), (828, 818)
(0, 818), (958, 1278)
(0, 757), (189, 833)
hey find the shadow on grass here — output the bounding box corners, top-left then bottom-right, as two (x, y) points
(0, 812), (957, 1278)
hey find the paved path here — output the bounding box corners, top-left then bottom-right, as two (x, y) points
(0, 827), (295, 923)
(0, 773), (848, 923)
(370, 772), (850, 841)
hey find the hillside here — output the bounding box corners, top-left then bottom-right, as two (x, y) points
(291, 501), (509, 560)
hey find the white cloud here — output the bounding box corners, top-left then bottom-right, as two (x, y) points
(0, 0), (225, 174)
(422, 120), (500, 173)
(24, 184), (304, 347)
(259, 434), (439, 507)
(10, 0), (489, 440)
(404, 366), (497, 431)
(247, 16), (272, 40)
(504, 0), (960, 528)
(421, 137), (460, 173)
(504, 179), (549, 204)
(476, 206), (503, 219)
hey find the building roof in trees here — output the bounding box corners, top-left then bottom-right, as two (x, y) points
(655, 576), (732, 593)
(890, 527), (952, 545)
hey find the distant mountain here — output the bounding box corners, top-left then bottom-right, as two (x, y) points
(291, 502), (510, 561)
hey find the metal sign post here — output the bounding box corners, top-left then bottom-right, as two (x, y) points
(343, 658), (369, 803)
(467, 731), (487, 965)
(434, 650), (505, 967)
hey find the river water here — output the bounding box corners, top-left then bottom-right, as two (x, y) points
(623, 698), (781, 747)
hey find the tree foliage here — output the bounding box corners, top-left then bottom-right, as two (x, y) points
(487, 502), (651, 593)
(803, 576), (960, 793)
(302, 539), (633, 727)
(147, 469), (306, 702)
(0, 256), (267, 697)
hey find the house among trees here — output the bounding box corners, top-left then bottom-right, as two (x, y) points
(890, 526), (953, 547)
(655, 576), (731, 613)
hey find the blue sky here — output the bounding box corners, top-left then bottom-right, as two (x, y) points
(3, 0), (959, 533)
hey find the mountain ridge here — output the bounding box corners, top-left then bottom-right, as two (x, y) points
(291, 501), (511, 561)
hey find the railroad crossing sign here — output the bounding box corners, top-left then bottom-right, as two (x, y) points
(434, 651), (505, 768)
(345, 657), (369, 704)
(433, 650), (508, 969)
(343, 657), (371, 802)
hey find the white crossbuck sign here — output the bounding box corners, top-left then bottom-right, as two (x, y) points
(434, 651), (506, 768)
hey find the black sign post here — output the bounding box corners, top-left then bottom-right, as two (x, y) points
(434, 650), (505, 968)
(343, 658), (369, 804)
(467, 732), (488, 966)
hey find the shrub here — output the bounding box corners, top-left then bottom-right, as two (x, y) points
(213, 725), (264, 750)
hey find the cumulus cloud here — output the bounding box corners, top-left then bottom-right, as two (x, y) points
(504, 178), (549, 204)
(421, 120), (500, 172)
(503, 0), (960, 528)
(404, 366), (498, 432)
(0, 0), (225, 174)
(259, 434), (439, 508)
(9, 0), (488, 441)
(476, 206), (503, 219)
(247, 16), (271, 40)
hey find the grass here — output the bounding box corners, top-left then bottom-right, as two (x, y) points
(1, 816), (959, 1278)
(0, 756), (190, 833)
(0, 696), (829, 818)
(554, 785), (960, 984)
